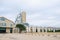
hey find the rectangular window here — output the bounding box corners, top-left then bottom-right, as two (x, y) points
(0, 23), (2, 27)
(10, 24), (12, 27)
(2, 23), (6, 26)
(0, 17), (5, 21)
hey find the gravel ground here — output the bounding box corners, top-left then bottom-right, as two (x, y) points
(0, 33), (60, 40)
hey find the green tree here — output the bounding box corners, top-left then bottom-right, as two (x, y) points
(16, 24), (26, 33)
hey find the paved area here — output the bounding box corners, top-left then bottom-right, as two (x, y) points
(0, 33), (60, 40)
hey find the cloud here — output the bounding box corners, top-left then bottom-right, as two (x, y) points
(0, 0), (60, 27)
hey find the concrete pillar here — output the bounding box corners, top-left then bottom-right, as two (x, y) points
(28, 27), (31, 33)
(42, 28), (44, 32)
(14, 28), (16, 33)
(49, 28), (51, 31)
(26, 27), (29, 33)
(27, 27), (30, 33)
(37, 27), (40, 32)
(6, 28), (10, 33)
(32, 27), (34, 32)
(40, 28), (42, 32)
(18, 28), (20, 33)
(45, 28), (47, 32)
(17, 28), (19, 33)
(39, 29), (41, 32)
(40, 28), (41, 32)
(12, 28), (15, 33)
(53, 29), (55, 32)
(13, 28), (18, 33)
(32, 27), (36, 33)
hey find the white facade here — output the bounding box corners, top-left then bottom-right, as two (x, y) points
(26, 26), (60, 33)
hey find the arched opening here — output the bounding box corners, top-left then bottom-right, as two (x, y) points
(30, 27), (33, 33)
(40, 29), (42, 32)
(10, 28), (13, 33)
(36, 28), (38, 32)
(0, 27), (6, 33)
(44, 29), (46, 32)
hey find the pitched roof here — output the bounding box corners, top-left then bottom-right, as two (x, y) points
(0, 16), (15, 24)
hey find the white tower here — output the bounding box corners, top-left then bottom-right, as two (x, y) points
(15, 11), (29, 26)
(15, 11), (26, 24)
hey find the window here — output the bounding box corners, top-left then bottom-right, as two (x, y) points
(0, 17), (5, 21)
(2, 23), (6, 26)
(0, 23), (2, 27)
(0, 23), (6, 27)
(10, 24), (12, 27)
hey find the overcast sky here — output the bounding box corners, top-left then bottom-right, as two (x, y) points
(0, 0), (60, 27)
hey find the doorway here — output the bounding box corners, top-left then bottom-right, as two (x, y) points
(36, 28), (38, 32)
(10, 28), (13, 33)
(0, 27), (6, 33)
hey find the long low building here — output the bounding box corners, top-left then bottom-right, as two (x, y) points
(26, 26), (60, 33)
